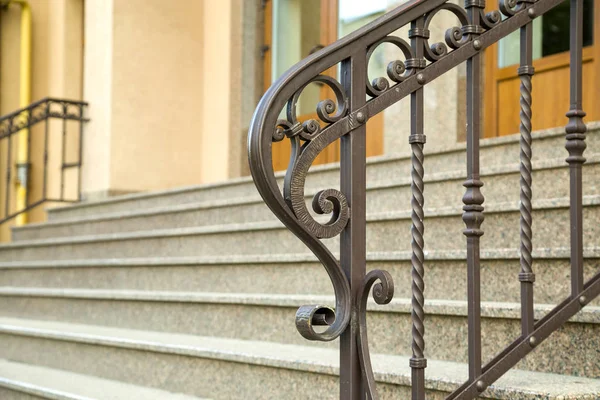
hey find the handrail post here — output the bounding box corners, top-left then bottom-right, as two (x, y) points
(565, 0), (587, 298)
(517, 0), (536, 338)
(408, 15), (427, 400)
(463, 0), (485, 386)
(339, 49), (368, 400)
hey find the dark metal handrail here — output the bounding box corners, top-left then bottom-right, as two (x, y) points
(248, 0), (594, 399)
(0, 97), (89, 226)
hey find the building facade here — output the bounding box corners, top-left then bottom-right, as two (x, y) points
(0, 0), (598, 240)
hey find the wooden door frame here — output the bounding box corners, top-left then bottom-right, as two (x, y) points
(484, 0), (600, 138)
(263, 0), (384, 170)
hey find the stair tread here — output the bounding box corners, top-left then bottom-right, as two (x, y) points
(17, 184), (600, 235)
(45, 122), (599, 218)
(0, 247), (599, 269)
(30, 153), (600, 229)
(0, 316), (598, 399)
(0, 358), (205, 400)
(4, 195), (600, 249)
(0, 287), (598, 324)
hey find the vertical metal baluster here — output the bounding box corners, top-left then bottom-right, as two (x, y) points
(5, 119), (13, 218)
(25, 108), (32, 207)
(463, 0), (485, 387)
(518, 1), (536, 336)
(77, 105), (85, 201)
(61, 103), (67, 200)
(340, 50), (367, 400)
(565, 0), (587, 297)
(42, 103), (50, 201)
(408, 16), (427, 400)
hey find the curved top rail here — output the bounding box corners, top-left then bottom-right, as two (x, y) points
(0, 97), (88, 123)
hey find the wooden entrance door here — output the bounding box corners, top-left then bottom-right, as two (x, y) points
(484, 0), (600, 137)
(264, 0), (385, 171)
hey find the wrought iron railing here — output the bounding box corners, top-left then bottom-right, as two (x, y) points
(248, 0), (595, 399)
(0, 97), (88, 226)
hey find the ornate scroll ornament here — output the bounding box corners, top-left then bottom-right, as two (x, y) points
(255, 73), (354, 342)
(366, 36), (415, 97)
(280, 75), (351, 240)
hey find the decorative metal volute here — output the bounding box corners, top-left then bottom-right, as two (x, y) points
(249, 72), (352, 342)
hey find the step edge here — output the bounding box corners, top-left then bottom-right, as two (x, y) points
(0, 359), (204, 400)
(45, 122), (600, 217)
(0, 317), (598, 398)
(0, 377), (93, 400)
(18, 154), (600, 233)
(0, 247), (599, 269)
(0, 288), (597, 323)
(5, 195), (600, 249)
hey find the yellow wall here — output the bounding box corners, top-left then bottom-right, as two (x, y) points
(0, 0), (83, 240)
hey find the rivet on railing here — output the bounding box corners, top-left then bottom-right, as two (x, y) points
(472, 40), (482, 50)
(579, 295), (587, 306)
(529, 336), (538, 347)
(476, 381), (486, 392)
(355, 111), (366, 124)
(416, 73), (426, 85)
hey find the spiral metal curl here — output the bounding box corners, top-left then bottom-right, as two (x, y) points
(286, 75), (349, 141)
(366, 36), (415, 97)
(479, 8), (501, 30)
(499, 0), (520, 17)
(410, 141), (426, 359)
(357, 270), (394, 400)
(519, 74), (533, 275)
(276, 74), (352, 240)
(423, 3), (470, 62)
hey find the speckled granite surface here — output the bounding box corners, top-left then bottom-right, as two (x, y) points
(0, 317), (599, 399)
(0, 289), (598, 378)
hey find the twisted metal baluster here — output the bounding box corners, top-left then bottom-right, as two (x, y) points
(463, 0), (485, 389)
(408, 16), (428, 400)
(565, 0), (587, 297)
(518, 0), (536, 337)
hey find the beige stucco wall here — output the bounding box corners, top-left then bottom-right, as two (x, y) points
(81, 0), (113, 198)
(82, 0), (246, 199)
(200, 0), (244, 184)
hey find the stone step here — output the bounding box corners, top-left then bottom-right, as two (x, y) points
(15, 155), (600, 241)
(0, 288), (598, 377)
(1, 249), (599, 305)
(0, 359), (203, 400)
(3, 196), (599, 262)
(45, 123), (600, 222)
(0, 317), (598, 399)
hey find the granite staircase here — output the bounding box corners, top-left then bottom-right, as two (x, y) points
(1, 124), (599, 399)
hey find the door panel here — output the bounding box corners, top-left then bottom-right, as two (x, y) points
(484, 0), (598, 138)
(495, 48), (595, 136)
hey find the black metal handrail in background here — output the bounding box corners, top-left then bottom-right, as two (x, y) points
(0, 97), (88, 226)
(248, 0), (595, 399)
